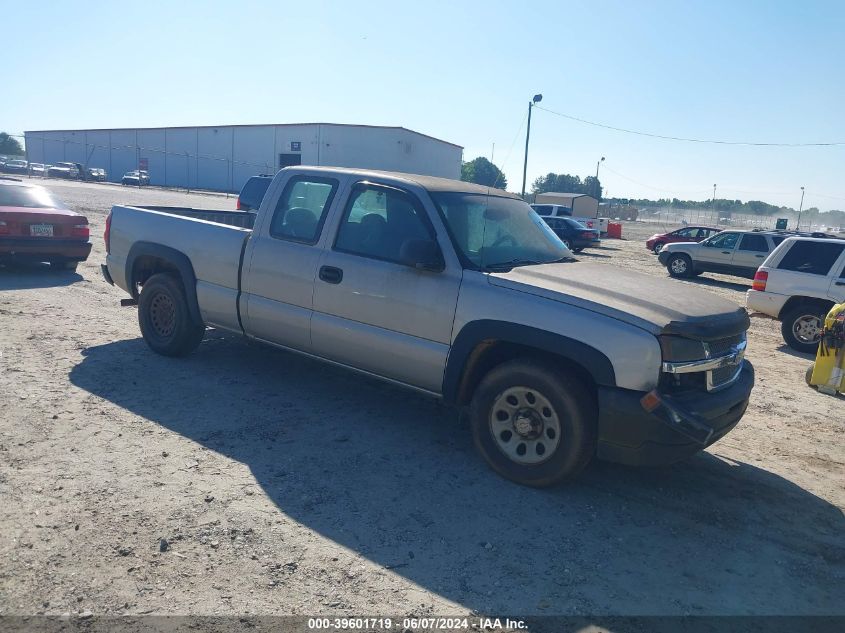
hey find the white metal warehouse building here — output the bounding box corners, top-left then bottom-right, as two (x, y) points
(23, 123), (463, 192)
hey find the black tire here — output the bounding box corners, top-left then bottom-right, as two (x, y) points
(50, 261), (77, 272)
(667, 253), (694, 278)
(652, 242), (665, 254)
(469, 358), (596, 487)
(561, 238), (572, 250)
(138, 273), (205, 357)
(572, 247), (584, 253)
(781, 304), (828, 354)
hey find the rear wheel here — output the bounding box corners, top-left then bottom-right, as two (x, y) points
(138, 273), (205, 356)
(469, 359), (596, 487)
(667, 254), (693, 278)
(781, 304), (828, 354)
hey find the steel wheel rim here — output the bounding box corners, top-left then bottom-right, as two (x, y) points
(489, 386), (562, 465)
(562, 239), (571, 250)
(653, 243), (663, 254)
(670, 257), (687, 273)
(793, 315), (822, 343)
(150, 292), (176, 338)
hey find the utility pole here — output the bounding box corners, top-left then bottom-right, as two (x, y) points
(521, 94), (543, 198)
(595, 156), (605, 201)
(797, 186), (805, 230)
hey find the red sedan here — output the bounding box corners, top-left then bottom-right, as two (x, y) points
(645, 225), (721, 254)
(0, 178), (91, 271)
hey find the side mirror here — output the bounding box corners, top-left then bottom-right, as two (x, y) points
(399, 239), (444, 272)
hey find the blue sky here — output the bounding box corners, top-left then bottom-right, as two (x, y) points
(4, 0), (844, 210)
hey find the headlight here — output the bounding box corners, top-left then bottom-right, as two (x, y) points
(658, 336), (707, 362)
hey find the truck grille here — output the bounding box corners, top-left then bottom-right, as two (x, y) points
(705, 334), (745, 357)
(704, 333), (747, 391)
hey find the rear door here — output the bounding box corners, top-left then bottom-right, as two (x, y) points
(732, 233), (771, 276)
(828, 248), (845, 302)
(696, 231), (740, 272)
(242, 173), (345, 352)
(770, 240), (845, 301)
(311, 180), (462, 393)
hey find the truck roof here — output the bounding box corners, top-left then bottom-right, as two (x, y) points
(283, 166), (520, 199)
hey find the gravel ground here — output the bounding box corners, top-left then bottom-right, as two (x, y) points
(1, 178), (843, 618)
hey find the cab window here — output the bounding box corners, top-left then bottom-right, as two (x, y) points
(334, 183), (434, 264)
(269, 177), (338, 244)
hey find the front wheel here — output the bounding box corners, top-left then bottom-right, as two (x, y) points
(572, 247), (584, 253)
(469, 359), (596, 487)
(561, 238), (572, 250)
(138, 273), (205, 356)
(653, 242), (665, 254)
(781, 305), (827, 354)
(667, 254), (693, 278)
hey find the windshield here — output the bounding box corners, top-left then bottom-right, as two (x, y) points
(431, 192), (571, 269)
(0, 185), (68, 209)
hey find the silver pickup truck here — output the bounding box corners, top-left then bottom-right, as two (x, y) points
(102, 167), (754, 486)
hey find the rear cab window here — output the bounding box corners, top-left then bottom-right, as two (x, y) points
(268, 176), (338, 244)
(777, 241), (845, 276)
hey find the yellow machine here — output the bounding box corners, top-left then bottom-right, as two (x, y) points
(808, 302), (845, 395)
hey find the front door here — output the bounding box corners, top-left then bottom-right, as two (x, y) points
(697, 231), (740, 272)
(311, 181), (462, 393)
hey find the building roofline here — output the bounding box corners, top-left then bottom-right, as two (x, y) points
(24, 122), (463, 149)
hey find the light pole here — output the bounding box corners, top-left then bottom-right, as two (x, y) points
(797, 186), (805, 229)
(595, 156), (605, 200)
(712, 183), (717, 224)
(521, 94), (543, 198)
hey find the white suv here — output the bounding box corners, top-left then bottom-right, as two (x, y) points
(746, 237), (845, 353)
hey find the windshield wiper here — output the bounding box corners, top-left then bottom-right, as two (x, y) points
(482, 256), (573, 271)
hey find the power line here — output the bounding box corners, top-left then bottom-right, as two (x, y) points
(532, 105), (845, 147)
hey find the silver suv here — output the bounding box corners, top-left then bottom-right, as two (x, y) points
(659, 229), (793, 279)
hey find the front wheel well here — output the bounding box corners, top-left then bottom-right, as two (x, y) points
(778, 296), (833, 320)
(454, 340), (598, 407)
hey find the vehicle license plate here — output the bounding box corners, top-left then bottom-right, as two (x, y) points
(30, 224), (53, 237)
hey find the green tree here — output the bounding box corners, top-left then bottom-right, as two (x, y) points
(531, 172), (602, 199)
(461, 157), (507, 189)
(0, 132), (23, 156)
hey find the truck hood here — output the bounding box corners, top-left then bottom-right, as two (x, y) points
(488, 261), (749, 341)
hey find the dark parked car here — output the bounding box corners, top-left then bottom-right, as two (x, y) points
(645, 226), (721, 254)
(0, 179), (91, 271)
(48, 162), (81, 179)
(87, 167), (107, 181)
(122, 170), (150, 185)
(541, 216), (600, 252)
(2, 159), (29, 174)
(237, 174), (273, 211)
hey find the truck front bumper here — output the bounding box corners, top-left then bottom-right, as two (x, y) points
(657, 251), (671, 266)
(596, 361), (754, 466)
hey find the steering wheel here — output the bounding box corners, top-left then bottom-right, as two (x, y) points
(491, 234), (517, 248)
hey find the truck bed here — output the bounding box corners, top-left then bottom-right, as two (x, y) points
(141, 206), (256, 229)
(106, 204), (254, 332)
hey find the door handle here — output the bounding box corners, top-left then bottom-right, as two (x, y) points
(836, 281), (845, 286)
(755, 254), (765, 258)
(319, 265), (343, 284)
(721, 251), (732, 254)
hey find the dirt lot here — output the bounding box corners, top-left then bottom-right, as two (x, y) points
(1, 179), (843, 618)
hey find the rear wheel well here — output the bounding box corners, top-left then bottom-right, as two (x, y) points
(131, 256), (182, 297)
(778, 296), (833, 320)
(455, 340), (598, 407)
